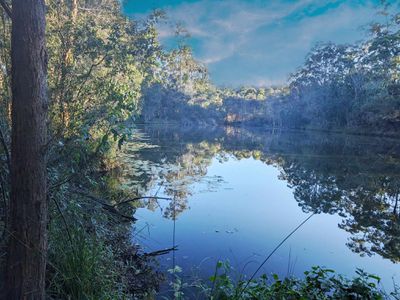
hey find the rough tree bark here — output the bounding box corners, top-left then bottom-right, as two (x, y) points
(5, 0), (48, 299)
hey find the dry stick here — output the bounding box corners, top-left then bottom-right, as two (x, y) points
(238, 212), (316, 298)
(132, 182), (166, 239)
(75, 54), (108, 101)
(143, 246), (178, 257)
(50, 195), (75, 254)
(113, 196), (172, 207)
(154, 181), (164, 197)
(149, 181), (165, 213)
(73, 190), (137, 222)
(49, 174), (75, 191)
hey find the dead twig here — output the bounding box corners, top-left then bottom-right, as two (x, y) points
(73, 190), (137, 222)
(143, 246), (178, 257)
(75, 54), (108, 101)
(49, 175), (75, 191)
(113, 196), (172, 207)
(50, 195), (75, 254)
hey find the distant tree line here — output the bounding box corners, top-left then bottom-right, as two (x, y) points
(279, 6), (400, 132)
(141, 3), (400, 135)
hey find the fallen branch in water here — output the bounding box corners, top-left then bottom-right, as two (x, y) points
(113, 196), (172, 207)
(143, 246), (178, 257)
(73, 189), (137, 222)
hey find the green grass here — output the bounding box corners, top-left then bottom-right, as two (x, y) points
(47, 227), (124, 300)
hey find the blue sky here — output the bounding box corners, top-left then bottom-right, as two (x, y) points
(123, 0), (390, 87)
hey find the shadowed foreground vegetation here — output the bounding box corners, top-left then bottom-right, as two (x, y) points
(167, 262), (399, 299)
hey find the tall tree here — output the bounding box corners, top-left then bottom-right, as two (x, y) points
(5, 0), (49, 299)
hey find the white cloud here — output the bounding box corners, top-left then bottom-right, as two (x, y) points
(148, 0), (382, 86)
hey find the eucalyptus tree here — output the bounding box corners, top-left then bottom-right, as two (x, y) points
(5, 1), (49, 299)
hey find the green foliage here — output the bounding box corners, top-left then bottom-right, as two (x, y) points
(166, 265), (188, 300)
(0, 0), (167, 297)
(196, 262), (391, 300)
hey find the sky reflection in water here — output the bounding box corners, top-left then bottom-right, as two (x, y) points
(122, 126), (400, 292)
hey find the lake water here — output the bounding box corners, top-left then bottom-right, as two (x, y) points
(119, 125), (400, 296)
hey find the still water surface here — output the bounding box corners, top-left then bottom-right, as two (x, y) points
(120, 125), (400, 294)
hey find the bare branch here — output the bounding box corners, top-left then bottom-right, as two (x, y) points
(75, 54), (108, 101)
(113, 196), (172, 207)
(143, 246), (178, 257)
(72, 189), (138, 222)
(50, 195), (75, 253)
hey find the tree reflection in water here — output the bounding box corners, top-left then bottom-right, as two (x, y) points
(118, 125), (400, 263)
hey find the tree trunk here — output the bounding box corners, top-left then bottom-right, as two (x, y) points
(5, 0), (48, 299)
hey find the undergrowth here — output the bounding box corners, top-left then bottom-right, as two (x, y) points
(165, 260), (400, 300)
(47, 228), (121, 299)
